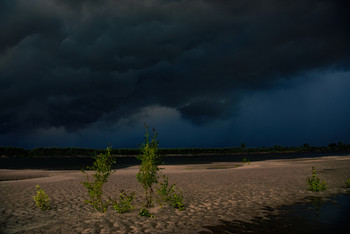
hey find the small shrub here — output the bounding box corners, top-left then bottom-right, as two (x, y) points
(169, 192), (185, 211)
(157, 175), (185, 211)
(345, 178), (350, 188)
(33, 185), (50, 210)
(242, 156), (250, 165)
(139, 208), (154, 218)
(111, 190), (135, 213)
(307, 166), (328, 192)
(137, 125), (185, 212)
(137, 125), (163, 207)
(82, 146), (116, 212)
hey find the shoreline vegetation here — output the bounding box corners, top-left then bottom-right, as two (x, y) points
(1, 142), (350, 158)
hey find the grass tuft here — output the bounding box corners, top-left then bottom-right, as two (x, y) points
(139, 208), (154, 218)
(111, 190), (135, 213)
(157, 175), (185, 211)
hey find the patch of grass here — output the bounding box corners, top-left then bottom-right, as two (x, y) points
(157, 175), (185, 211)
(139, 208), (154, 218)
(345, 178), (350, 188)
(307, 166), (328, 192)
(81, 146), (116, 212)
(111, 190), (135, 213)
(33, 185), (50, 210)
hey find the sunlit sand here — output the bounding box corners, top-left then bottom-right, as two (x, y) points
(1, 155), (350, 233)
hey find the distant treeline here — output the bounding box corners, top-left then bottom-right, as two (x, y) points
(1, 142), (350, 158)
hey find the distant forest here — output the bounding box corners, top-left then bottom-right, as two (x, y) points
(1, 142), (350, 158)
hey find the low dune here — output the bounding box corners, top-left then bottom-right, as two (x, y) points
(1, 155), (350, 233)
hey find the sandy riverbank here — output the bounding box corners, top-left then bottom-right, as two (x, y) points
(1, 155), (350, 233)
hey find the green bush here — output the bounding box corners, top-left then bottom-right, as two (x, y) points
(139, 208), (154, 218)
(307, 166), (327, 192)
(242, 156), (250, 165)
(137, 125), (163, 208)
(345, 178), (350, 188)
(137, 125), (185, 212)
(82, 146), (116, 212)
(33, 185), (50, 210)
(111, 190), (135, 213)
(157, 175), (184, 211)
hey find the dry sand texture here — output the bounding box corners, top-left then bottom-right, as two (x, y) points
(1, 155), (350, 233)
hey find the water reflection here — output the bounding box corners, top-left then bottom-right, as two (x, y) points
(201, 193), (350, 234)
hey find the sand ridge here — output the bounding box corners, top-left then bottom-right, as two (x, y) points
(1, 155), (350, 233)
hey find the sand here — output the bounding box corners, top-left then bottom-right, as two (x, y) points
(1, 155), (350, 233)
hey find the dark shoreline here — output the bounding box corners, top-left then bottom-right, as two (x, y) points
(1, 152), (349, 170)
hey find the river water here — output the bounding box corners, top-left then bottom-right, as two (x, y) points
(1, 152), (347, 169)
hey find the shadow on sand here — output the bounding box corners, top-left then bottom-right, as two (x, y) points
(200, 193), (350, 234)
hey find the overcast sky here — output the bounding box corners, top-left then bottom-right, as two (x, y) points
(1, 0), (350, 149)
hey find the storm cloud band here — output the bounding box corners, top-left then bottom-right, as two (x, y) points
(1, 0), (350, 144)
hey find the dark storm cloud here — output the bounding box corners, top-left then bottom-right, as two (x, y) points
(1, 0), (350, 134)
